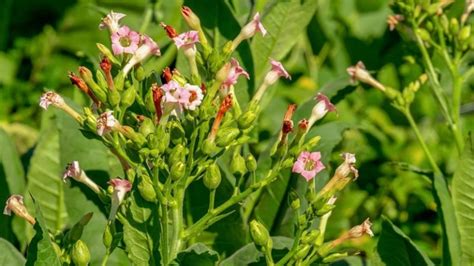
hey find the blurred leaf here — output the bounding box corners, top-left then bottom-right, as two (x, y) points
(252, 0), (318, 84)
(26, 197), (62, 266)
(0, 129), (25, 241)
(452, 134), (474, 264)
(0, 238), (26, 265)
(377, 216), (434, 266)
(173, 243), (219, 266)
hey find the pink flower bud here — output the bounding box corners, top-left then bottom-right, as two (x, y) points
(39, 91), (65, 110)
(292, 151), (325, 181)
(3, 195), (35, 225)
(181, 6), (201, 30)
(308, 93), (336, 128)
(160, 22), (178, 39)
(387, 14), (404, 31)
(240, 12), (267, 39)
(96, 111), (118, 136)
(99, 11), (126, 34)
(264, 59), (291, 85)
(63, 161), (101, 194)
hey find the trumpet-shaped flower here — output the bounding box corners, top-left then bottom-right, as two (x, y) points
(63, 161), (101, 194)
(99, 11), (126, 34)
(108, 178), (132, 220)
(183, 84), (203, 111)
(39, 91), (65, 110)
(111, 26), (140, 55)
(347, 61), (385, 91)
(292, 151), (325, 181)
(122, 35), (161, 75)
(308, 93), (336, 128)
(173, 30), (200, 50)
(3, 195), (35, 225)
(96, 111), (118, 136)
(241, 13), (267, 39)
(221, 58), (249, 90)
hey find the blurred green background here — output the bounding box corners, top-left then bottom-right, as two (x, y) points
(1, 0), (473, 263)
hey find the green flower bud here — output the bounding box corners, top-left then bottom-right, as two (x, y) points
(282, 157), (295, 169)
(121, 86), (136, 108)
(96, 69), (108, 90)
(440, 15), (449, 34)
(301, 230), (320, 244)
(134, 66), (146, 81)
(114, 72), (125, 91)
(298, 214), (306, 227)
(79, 67), (107, 102)
(231, 152), (247, 177)
(416, 28), (431, 42)
(222, 41), (233, 58)
(71, 240), (90, 266)
(147, 133), (160, 150)
(96, 43), (120, 65)
(450, 18), (459, 35)
(138, 175), (157, 202)
(139, 117), (155, 137)
(107, 88), (121, 107)
(245, 154), (257, 172)
(126, 168), (136, 184)
(203, 163), (221, 190)
(170, 162), (186, 181)
(291, 199), (300, 210)
(139, 148), (150, 160)
(169, 144), (186, 165)
(294, 244), (311, 260)
(238, 111), (257, 130)
(459, 25), (471, 42)
(215, 127), (240, 147)
(103, 223), (113, 249)
(322, 252), (349, 263)
(315, 203), (336, 216)
(250, 220), (270, 247)
(202, 138), (218, 155)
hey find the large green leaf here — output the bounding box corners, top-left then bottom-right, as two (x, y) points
(173, 243), (219, 266)
(26, 197), (62, 266)
(0, 238), (26, 265)
(377, 217), (434, 266)
(452, 135), (474, 264)
(251, 0), (318, 85)
(0, 129), (25, 241)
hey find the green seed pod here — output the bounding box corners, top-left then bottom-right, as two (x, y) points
(138, 175), (157, 202)
(425, 21), (434, 32)
(107, 88), (121, 107)
(215, 127), (240, 147)
(169, 144), (186, 165)
(121, 86), (136, 108)
(170, 162), (186, 181)
(416, 28), (431, 42)
(203, 163), (221, 190)
(71, 240), (91, 266)
(96, 69), (108, 90)
(450, 18), (459, 35)
(245, 154), (257, 172)
(294, 245), (311, 260)
(291, 198), (301, 210)
(301, 229), (320, 244)
(114, 72), (125, 91)
(459, 25), (471, 42)
(315, 203), (336, 216)
(231, 152), (247, 177)
(134, 66), (146, 81)
(139, 117), (155, 137)
(147, 133), (160, 150)
(249, 220), (270, 247)
(322, 252), (349, 263)
(103, 223), (113, 249)
(202, 138), (217, 155)
(238, 111), (257, 130)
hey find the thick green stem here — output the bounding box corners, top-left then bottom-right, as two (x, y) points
(276, 229), (302, 266)
(264, 247), (275, 266)
(160, 203), (169, 265)
(101, 252), (110, 266)
(208, 189), (216, 212)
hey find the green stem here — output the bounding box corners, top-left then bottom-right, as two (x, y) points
(101, 252), (110, 266)
(208, 189), (216, 212)
(276, 229), (302, 266)
(161, 203), (169, 265)
(264, 247), (275, 266)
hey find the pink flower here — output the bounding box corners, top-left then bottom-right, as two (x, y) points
(96, 111), (118, 136)
(292, 151), (325, 181)
(122, 35), (161, 75)
(108, 178), (132, 220)
(63, 161), (82, 182)
(111, 26), (140, 55)
(39, 91), (65, 110)
(173, 30), (200, 50)
(183, 84), (203, 110)
(270, 59), (291, 79)
(308, 93), (336, 128)
(99, 11), (126, 34)
(240, 12), (267, 39)
(221, 58), (249, 90)
(346, 61), (385, 91)
(3, 195), (35, 225)
(161, 80), (190, 116)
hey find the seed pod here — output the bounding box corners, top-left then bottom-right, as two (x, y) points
(238, 111), (257, 130)
(322, 252), (349, 263)
(170, 162), (186, 181)
(215, 127), (240, 147)
(103, 223), (113, 249)
(71, 240), (91, 266)
(96, 69), (108, 90)
(139, 117), (155, 137)
(114, 73), (125, 91)
(245, 154), (257, 172)
(301, 229), (320, 244)
(231, 152), (247, 177)
(203, 163), (221, 190)
(250, 220), (270, 247)
(459, 25), (471, 42)
(450, 18), (459, 35)
(294, 244), (311, 260)
(138, 175), (157, 202)
(121, 86), (136, 108)
(202, 138), (217, 155)
(416, 28), (431, 42)
(169, 144), (186, 165)
(134, 66), (145, 81)
(107, 88), (121, 107)
(291, 199), (300, 210)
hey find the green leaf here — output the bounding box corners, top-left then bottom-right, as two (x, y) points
(121, 189), (159, 266)
(0, 129), (25, 241)
(173, 243), (219, 266)
(377, 216), (434, 266)
(0, 238), (26, 265)
(453, 135), (474, 264)
(251, 0), (318, 84)
(26, 197), (62, 266)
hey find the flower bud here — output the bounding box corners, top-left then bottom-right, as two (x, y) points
(459, 25), (471, 42)
(95, 69), (108, 90)
(121, 86), (136, 108)
(294, 244), (311, 260)
(114, 72), (125, 91)
(103, 223), (113, 249)
(215, 127), (240, 147)
(79, 66), (107, 102)
(450, 18), (459, 34)
(416, 28), (431, 42)
(96, 43), (120, 65)
(245, 154), (257, 172)
(301, 229), (320, 244)
(170, 162), (186, 181)
(202, 138), (218, 155)
(138, 175), (157, 202)
(316, 202), (336, 216)
(181, 6), (201, 30)
(134, 66), (146, 81)
(71, 240), (90, 266)
(238, 111), (257, 130)
(139, 117), (155, 137)
(290, 198), (301, 210)
(157, 129), (170, 153)
(203, 163), (221, 190)
(231, 152), (247, 177)
(107, 88), (121, 107)
(250, 220), (271, 247)
(169, 144), (186, 165)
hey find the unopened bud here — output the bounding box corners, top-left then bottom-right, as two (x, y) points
(250, 220), (270, 247)
(245, 154), (257, 172)
(68, 212), (93, 243)
(294, 244), (311, 260)
(107, 88), (121, 107)
(170, 162), (186, 181)
(71, 240), (91, 266)
(121, 86), (136, 108)
(322, 252), (349, 263)
(203, 163), (221, 190)
(459, 25), (471, 42)
(231, 152), (247, 177)
(97, 43), (120, 65)
(238, 111), (257, 130)
(202, 138), (218, 155)
(416, 28), (431, 42)
(169, 144), (186, 165)
(290, 199), (300, 210)
(215, 127), (240, 147)
(138, 175), (157, 202)
(103, 223), (113, 249)
(181, 6), (201, 30)
(450, 18), (459, 34)
(139, 117), (155, 137)
(114, 72), (125, 91)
